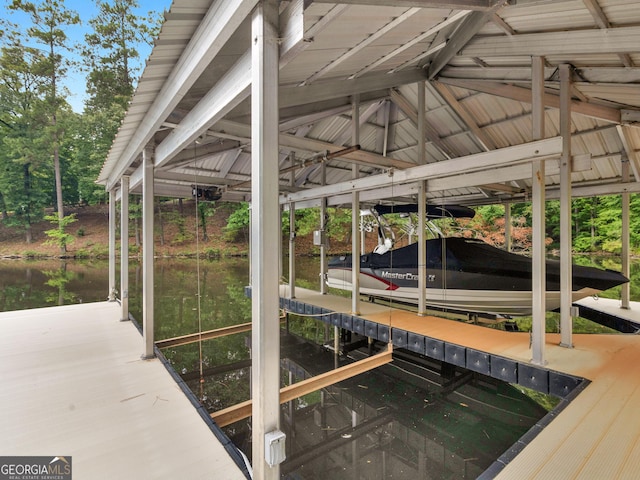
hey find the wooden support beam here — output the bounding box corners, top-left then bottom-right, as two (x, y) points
(155, 322), (253, 349)
(211, 347), (393, 428)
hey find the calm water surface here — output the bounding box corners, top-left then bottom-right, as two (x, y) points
(4, 255), (632, 477)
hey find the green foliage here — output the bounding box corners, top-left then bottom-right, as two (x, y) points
(325, 207), (352, 241)
(203, 247), (220, 258)
(197, 201), (217, 241)
(223, 202), (250, 242)
(43, 213), (77, 251)
(163, 210), (192, 245)
(474, 204), (505, 226)
(0, 39), (51, 240)
(83, 0), (161, 111)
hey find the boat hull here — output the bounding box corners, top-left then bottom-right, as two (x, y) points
(326, 267), (599, 316)
(327, 237), (628, 317)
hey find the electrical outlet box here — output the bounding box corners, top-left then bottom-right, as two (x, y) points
(313, 230), (326, 246)
(265, 430), (286, 467)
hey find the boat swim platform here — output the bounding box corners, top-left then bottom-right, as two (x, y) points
(271, 285), (640, 479)
(0, 302), (248, 480)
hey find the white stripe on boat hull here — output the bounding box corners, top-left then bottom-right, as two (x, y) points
(326, 270), (598, 316)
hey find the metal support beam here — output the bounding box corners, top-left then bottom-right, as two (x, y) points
(351, 95), (361, 316)
(320, 163), (328, 295)
(108, 190), (117, 301)
(289, 201), (296, 299)
(142, 145), (155, 359)
(120, 176), (130, 321)
(417, 82), (427, 316)
(622, 158), (631, 309)
(418, 181), (427, 316)
(531, 56), (546, 365)
(284, 137), (562, 204)
(251, 2), (281, 477)
(427, 5), (507, 79)
(559, 64), (573, 348)
(289, 153), (296, 299)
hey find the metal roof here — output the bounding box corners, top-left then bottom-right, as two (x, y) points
(98, 0), (640, 208)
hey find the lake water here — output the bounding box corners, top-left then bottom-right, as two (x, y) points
(7, 255), (631, 477)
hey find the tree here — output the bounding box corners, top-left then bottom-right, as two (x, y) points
(43, 212), (77, 252)
(0, 40), (51, 242)
(223, 203), (250, 242)
(83, 0), (159, 111)
(75, 0), (162, 206)
(9, 0), (80, 251)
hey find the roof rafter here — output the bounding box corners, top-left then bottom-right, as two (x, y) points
(462, 25), (640, 57)
(309, 0), (505, 10)
(389, 88), (457, 158)
(431, 80), (497, 150)
(302, 7), (422, 85)
(439, 66), (640, 83)
(277, 92), (390, 131)
(350, 10), (471, 79)
(427, 1), (508, 79)
(101, 0), (259, 189)
(617, 125), (640, 182)
(280, 2), (349, 66)
(581, 0), (633, 66)
(438, 78), (621, 123)
(214, 119), (416, 169)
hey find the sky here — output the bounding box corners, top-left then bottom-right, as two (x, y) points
(1, 0), (172, 112)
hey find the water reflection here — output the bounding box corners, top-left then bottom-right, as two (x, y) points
(185, 321), (553, 479)
(0, 259), (108, 310)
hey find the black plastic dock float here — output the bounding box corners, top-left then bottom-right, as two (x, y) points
(573, 303), (640, 333)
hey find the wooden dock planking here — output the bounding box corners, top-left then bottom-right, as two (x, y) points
(282, 286), (640, 479)
(0, 302), (246, 480)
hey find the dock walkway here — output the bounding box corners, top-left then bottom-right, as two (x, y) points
(0, 302), (247, 480)
(282, 287), (640, 479)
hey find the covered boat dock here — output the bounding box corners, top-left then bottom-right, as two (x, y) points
(93, 0), (640, 477)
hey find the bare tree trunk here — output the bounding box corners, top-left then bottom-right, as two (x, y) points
(157, 199), (164, 246)
(0, 192), (8, 220)
(134, 196), (141, 247)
